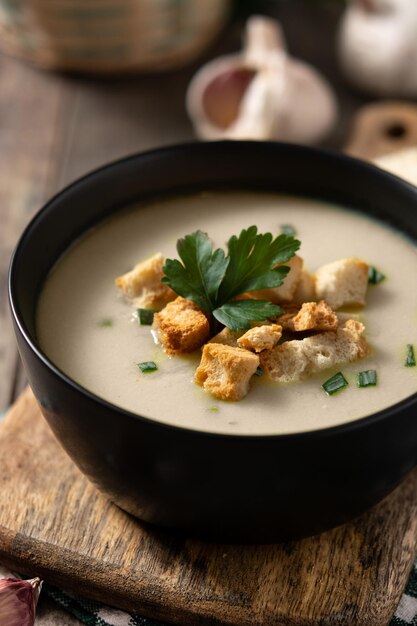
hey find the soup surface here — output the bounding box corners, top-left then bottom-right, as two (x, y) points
(37, 193), (417, 435)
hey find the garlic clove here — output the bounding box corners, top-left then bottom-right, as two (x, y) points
(243, 15), (287, 68)
(226, 64), (287, 140)
(0, 577), (42, 626)
(202, 67), (256, 130)
(187, 16), (337, 144)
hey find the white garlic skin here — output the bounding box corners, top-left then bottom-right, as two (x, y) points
(339, 0), (417, 96)
(186, 16), (338, 145)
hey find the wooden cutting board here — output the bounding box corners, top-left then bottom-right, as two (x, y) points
(1, 388), (417, 626)
(2, 104), (417, 625)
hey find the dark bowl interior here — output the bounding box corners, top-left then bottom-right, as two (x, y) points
(9, 141), (417, 542)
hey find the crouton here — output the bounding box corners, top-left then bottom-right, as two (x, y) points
(292, 300), (338, 332)
(276, 308), (299, 331)
(291, 270), (317, 305)
(259, 319), (369, 383)
(115, 252), (176, 310)
(250, 255), (303, 303)
(209, 327), (243, 347)
(195, 344), (260, 401)
(314, 258), (368, 310)
(237, 324), (282, 352)
(153, 297), (210, 354)
(277, 301), (337, 333)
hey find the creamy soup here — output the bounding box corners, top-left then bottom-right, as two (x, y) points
(36, 193), (417, 435)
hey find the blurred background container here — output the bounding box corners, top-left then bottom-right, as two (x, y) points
(0, 0), (231, 73)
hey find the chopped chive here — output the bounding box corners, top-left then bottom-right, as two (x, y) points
(281, 224), (297, 237)
(98, 318), (113, 327)
(322, 371), (348, 396)
(137, 361), (158, 373)
(368, 266), (385, 285)
(255, 366), (264, 377)
(209, 407), (219, 412)
(358, 370), (377, 387)
(405, 344), (416, 367)
(137, 308), (156, 325)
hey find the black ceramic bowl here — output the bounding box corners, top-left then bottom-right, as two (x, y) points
(9, 141), (417, 542)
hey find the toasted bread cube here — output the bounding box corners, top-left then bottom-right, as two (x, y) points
(314, 258), (368, 310)
(276, 307), (299, 331)
(237, 324), (282, 353)
(153, 297), (210, 354)
(115, 252), (176, 310)
(195, 344), (260, 401)
(260, 319), (369, 383)
(292, 300), (338, 332)
(250, 255), (303, 304)
(291, 270), (317, 305)
(209, 327), (243, 347)
(277, 301), (337, 333)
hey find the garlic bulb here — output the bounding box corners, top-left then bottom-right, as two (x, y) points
(339, 0), (417, 96)
(187, 16), (337, 144)
(376, 146), (417, 186)
(0, 577), (42, 626)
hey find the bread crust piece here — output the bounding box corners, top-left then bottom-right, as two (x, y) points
(314, 258), (368, 310)
(237, 324), (283, 353)
(276, 307), (299, 331)
(292, 300), (338, 332)
(260, 319), (369, 383)
(249, 255), (303, 303)
(195, 343), (260, 401)
(277, 301), (337, 332)
(208, 327), (243, 347)
(153, 297), (210, 355)
(115, 252), (176, 310)
(291, 270), (317, 305)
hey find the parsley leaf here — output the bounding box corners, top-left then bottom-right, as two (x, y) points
(162, 231), (229, 311)
(218, 227), (300, 301)
(162, 226), (299, 330)
(213, 300), (282, 331)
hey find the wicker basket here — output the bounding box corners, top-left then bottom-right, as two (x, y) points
(0, 0), (230, 73)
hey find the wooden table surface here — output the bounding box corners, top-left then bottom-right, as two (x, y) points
(0, 1), (373, 416)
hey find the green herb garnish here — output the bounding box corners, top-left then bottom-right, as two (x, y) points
(405, 344), (416, 367)
(213, 300), (281, 330)
(358, 370), (377, 387)
(255, 366), (264, 377)
(209, 407), (219, 412)
(162, 226), (300, 331)
(281, 224), (297, 237)
(368, 266), (385, 285)
(322, 372), (349, 396)
(98, 318), (113, 327)
(137, 361), (158, 373)
(137, 308), (156, 325)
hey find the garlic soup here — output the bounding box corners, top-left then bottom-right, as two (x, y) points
(36, 192), (417, 435)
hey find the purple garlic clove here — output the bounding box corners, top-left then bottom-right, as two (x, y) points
(0, 577), (42, 626)
(203, 68), (256, 129)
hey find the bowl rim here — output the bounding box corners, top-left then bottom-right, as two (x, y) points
(8, 139), (417, 441)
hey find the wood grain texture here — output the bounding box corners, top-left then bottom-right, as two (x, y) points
(0, 56), (67, 410)
(0, 388), (416, 626)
